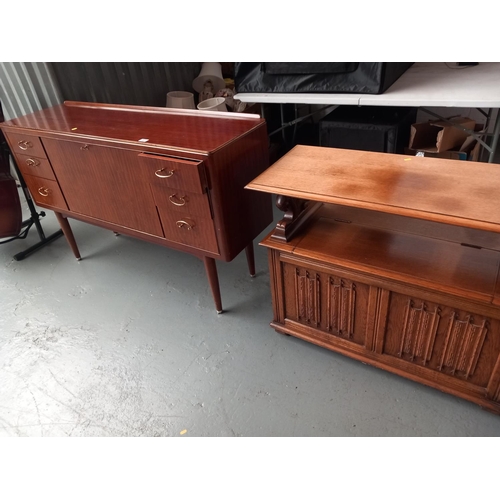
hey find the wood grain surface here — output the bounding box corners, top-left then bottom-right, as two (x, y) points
(247, 145), (500, 233)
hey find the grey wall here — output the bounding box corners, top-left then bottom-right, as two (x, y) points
(49, 62), (202, 107)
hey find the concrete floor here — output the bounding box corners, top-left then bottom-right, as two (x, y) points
(2, 200), (500, 437)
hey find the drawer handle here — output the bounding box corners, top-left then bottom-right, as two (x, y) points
(26, 158), (40, 167)
(80, 144), (89, 151)
(169, 194), (187, 206)
(155, 168), (174, 178)
(176, 220), (193, 230)
(38, 187), (51, 197)
(18, 140), (33, 150)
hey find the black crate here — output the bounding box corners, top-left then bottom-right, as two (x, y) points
(319, 106), (418, 154)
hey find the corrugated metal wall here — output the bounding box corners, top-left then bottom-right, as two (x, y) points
(0, 62), (63, 120)
(50, 62), (202, 107)
(0, 62), (204, 120)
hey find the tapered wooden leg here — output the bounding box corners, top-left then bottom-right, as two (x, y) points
(245, 242), (256, 277)
(54, 212), (81, 260)
(203, 256), (222, 313)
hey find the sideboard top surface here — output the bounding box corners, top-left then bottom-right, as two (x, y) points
(0, 101), (265, 154)
(247, 145), (500, 233)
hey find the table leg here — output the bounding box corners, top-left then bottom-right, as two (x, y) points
(54, 212), (81, 260)
(245, 242), (256, 277)
(488, 109), (500, 163)
(203, 256), (222, 313)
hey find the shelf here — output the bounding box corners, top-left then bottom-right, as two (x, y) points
(247, 145), (500, 234)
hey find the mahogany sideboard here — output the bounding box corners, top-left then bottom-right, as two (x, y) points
(0, 101), (273, 312)
(247, 145), (500, 415)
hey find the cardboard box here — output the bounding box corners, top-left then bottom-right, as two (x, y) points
(404, 147), (469, 161)
(409, 117), (476, 153)
(407, 118), (484, 161)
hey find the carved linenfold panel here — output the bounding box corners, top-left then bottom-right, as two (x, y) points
(294, 268), (320, 326)
(275, 252), (500, 413)
(438, 313), (488, 379)
(398, 300), (440, 365)
(327, 278), (356, 338)
(365, 287), (390, 353)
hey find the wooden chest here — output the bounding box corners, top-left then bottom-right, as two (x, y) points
(247, 145), (500, 414)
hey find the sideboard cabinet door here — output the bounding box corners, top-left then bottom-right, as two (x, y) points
(42, 138), (163, 237)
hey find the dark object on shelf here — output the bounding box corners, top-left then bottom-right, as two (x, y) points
(319, 105), (418, 154)
(234, 63), (413, 94)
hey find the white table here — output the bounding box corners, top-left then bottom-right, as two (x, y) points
(234, 62), (500, 162)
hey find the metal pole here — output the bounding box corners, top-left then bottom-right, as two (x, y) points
(488, 109), (500, 163)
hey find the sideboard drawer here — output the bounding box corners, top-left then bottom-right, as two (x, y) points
(22, 174), (68, 210)
(157, 207), (218, 254)
(6, 132), (47, 159)
(138, 153), (206, 194)
(150, 184), (212, 218)
(13, 154), (56, 181)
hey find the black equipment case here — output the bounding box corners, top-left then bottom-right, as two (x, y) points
(234, 62), (413, 94)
